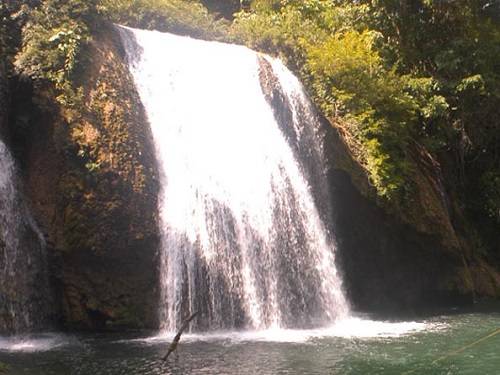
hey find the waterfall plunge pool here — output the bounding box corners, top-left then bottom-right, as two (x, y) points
(1, 308), (500, 374)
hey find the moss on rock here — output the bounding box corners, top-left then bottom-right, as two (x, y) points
(17, 23), (160, 330)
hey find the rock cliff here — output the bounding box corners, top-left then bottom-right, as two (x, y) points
(9, 25), (160, 330)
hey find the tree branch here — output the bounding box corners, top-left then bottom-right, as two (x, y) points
(162, 311), (199, 361)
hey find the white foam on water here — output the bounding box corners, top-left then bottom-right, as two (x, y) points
(0, 334), (75, 353)
(132, 318), (437, 346)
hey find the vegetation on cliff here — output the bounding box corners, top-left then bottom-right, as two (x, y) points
(5, 0), (499, 201)
(2, 0), (500, 296)
(11, 1), (94, 106)
(99, 0), (228, 38)
(229, 0), (500, 275)
(232, 1), (500, 202)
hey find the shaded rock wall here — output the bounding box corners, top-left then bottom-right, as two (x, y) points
(10, 25), (160, 330)
(0, 184), (52, 334)
(329, 169), (471, 313)
(0, 66), (53, 333)
(324, 116), (500, 311)
(0, 56), (8, 139)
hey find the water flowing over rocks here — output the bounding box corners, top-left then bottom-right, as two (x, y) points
(119, 26), (350, 331)
(0, 139), (52, 334)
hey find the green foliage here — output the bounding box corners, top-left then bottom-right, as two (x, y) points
(98, 0), (228, 39)
(8, 0), (227, 109)
(232, 1), (446, 198)
(233, 0), (500, 208)
(305, 30), (416, 196)
(480, 171), (500, 223)
(367, 0), (500, 226)
(15, 0), (98, 107)
(11, 0), (228, 109)
(231, 5), (317, 69)
(0, 361), (9, 374)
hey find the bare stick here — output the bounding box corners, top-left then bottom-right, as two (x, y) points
(162, 311), (199, 361)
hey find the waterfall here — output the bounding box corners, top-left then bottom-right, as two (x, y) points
(0, 139), (50, 333)
(119, 26), (350, 332)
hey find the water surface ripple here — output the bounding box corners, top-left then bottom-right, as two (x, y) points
(2, 311), (500, 374)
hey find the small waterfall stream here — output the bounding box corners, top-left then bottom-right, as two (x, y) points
(119, 26), (349, 332)
(0, 139), (50, 333)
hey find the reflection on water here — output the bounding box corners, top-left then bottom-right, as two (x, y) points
(1, 311), (500, 374)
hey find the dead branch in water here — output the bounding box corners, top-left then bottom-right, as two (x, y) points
(162, 311), (199, 361)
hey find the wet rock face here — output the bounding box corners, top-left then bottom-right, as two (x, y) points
(0, 61), (8, 139)
(317, 111), (480, 312)
(1, 55), (54, 334)
(0, 135), (53, 334)
(322, 123), (500, 311)
(13, 25), (161, 331)
(0, 214), (52, 334)
(329, 169), (473, 314)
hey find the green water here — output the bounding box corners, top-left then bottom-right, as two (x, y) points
(1, 308), (500, 374)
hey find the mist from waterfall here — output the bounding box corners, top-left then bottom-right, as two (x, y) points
(119, 26), (350, 332)
(0, 139), (50, 333)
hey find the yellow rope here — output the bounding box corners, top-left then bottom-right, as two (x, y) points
(401, 327), (500, 375)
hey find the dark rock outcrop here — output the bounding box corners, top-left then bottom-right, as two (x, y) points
(1, 33), (53, 334)
(10, 25), (160, 330)
(0, 140), (53, 334)
(324, 105), (500, 311)
(324, 116), (500, 312)
(329, 169), (472, 313)
(0, 54), (8, 139)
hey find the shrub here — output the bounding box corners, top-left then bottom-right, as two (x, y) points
(15, 0), (98, 106)
(98, 0), (228, 39)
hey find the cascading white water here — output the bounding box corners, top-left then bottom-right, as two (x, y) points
(0, 139), (27, 331)
(0, 139), (49, 333)
(119, 26), (350, 332)
(0, 140), (19, 262)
